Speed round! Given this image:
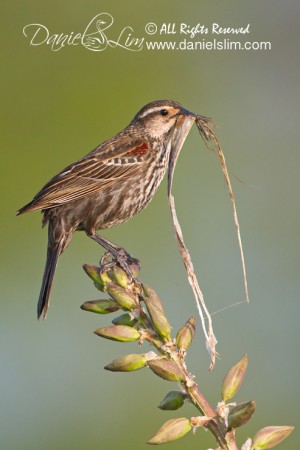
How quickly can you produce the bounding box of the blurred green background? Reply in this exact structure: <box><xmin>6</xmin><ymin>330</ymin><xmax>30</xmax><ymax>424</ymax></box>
<box><xmin>1</xmin><ymin>1</ymin><xmax>299</xmax><ymax>449</ymax></box>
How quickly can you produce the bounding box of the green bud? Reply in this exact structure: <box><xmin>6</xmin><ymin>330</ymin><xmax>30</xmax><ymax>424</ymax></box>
<box><xmin>143</xmin><ymin>285</ymin><xmax>171</xmax><ymax>341</ymax></box>
<box><xmin>94</xmin><ymin>325</ymin><xmax>140</xmax><ymax>342</ymax></box>
<box><xmin>176</xmin><ymin>316</ymin><xmax>196</xmax><ymax>351</ymax></box>
<box><xmin>106</xmin><ymin>282</ymin><xmax>137</xmax><ymax>311</ymax></box>
<box><xmin>147</xmin><ymin>358</ymin><xmax>185</xmax><ymax>382</ymax></box>
<box><xmin>104</xmin><ymin>353</ymin><xmax>147</xmax><ymax>372</ymax></box>
<box><xmin>83</xmin><ymin>264</ymin><xmax>105</xmax><ymax>291</ymax></box>
<box><xmin>148</xmin><ymin>418</ymin><xmax>191</xmax><ymax>445</ymax></box>
<box><xmin>129</xmin><ymin>262</ymin><xmax>140</xmax><ymax>279</ymax></box>
<box><xmin>112</xmin><ymin>266</ymin><xmax>129</xmax><ymax>289</ymax></box>
<box><xmin>158</xmin><ymin>391</ymin><xmax>187</xmax><ymax>411</ymax></box>
<box><xmin>146</xmin><ymin>301</ymin><xmax>171</xmax><ymax>342</ymax></box>
<box><xmin>93</xmin><ymin>281</ymin><xmax>106</xmax><ymax>292</ymax></box>
<box><xmin>222</xmin><ymin>355</ymin><xmax>248</xmax><ymax>402</ymax></box>
<box><xmin>80</xmin><ymin>299</ymin><xmax>120</xmax><ymax>314</ymax></box>
<box><xmin>112</xmin><ymin>313</ymin><xmax>137</xmax><ymax>326</ymax></box>
<box><xmin>227</xmin><ymin>401</ymin><xmax>256</xmax><ymax>430</ymax></box>
<box><xmin>143</xmin><ymin>284</ymin><xmax>164</xmax><ymax>312</ymax></box>
<box><xmin>99</xmin><ymin>270</ymin><xmax>112</xmax><ymax>284</ymax></box>
<box><xmin>252</xmin><ymin>426</ymin><xmax>294</xmax><ymax>449</ymax></box>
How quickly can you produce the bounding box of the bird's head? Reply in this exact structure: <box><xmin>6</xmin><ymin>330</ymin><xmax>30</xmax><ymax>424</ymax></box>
<box><xmin>131</xmin><ymin>100</ymin><xmax>199</xmax><ymax>139</ymax></box>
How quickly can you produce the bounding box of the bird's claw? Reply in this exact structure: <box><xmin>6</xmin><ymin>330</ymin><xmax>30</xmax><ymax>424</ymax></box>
<box><xmin>99</xmin><ymin>249</ymin><xmax>141</xmax><ymax>288</ymax></box>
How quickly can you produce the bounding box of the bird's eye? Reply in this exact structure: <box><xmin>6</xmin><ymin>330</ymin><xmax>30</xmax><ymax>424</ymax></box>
<box><xmin>160</xmin><ymin>109</ymin><xmax>168</xmax><ymax>116</ymax></box>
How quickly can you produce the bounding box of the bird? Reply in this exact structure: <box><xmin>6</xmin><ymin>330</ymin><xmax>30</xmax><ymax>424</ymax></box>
<box><xmin>17</xmin><ymin>100</ymin><xmax>200</xmax><ymax>319</ymax></box>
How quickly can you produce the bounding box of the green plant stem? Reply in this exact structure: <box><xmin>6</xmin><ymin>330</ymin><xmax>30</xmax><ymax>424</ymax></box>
<box><xmin>225</xmin><ymin>430</ymin><xmax>239</xmax><ymax>450</ymax></box>
<box><xmin>183</xmin><ymin>376</ymin><xmax>229</xmax><ymax>449</ymax></box>
<box><xmin>141</xmin><ymin>305</ymin><xmax>235</xmax><ymax>449</ymax></box>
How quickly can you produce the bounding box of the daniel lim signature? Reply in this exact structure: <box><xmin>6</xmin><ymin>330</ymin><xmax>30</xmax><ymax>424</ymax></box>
<box><xmin>23</xmin><ymin>13</ymin><xmax>144</xmax><ymax>52</ymax></box>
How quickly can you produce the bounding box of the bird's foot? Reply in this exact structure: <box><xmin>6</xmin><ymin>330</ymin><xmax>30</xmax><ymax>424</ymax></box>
<box><xmin>99</xmin><ymin>249</ymin><xmax>141</xmax><ymax>287</ymax></box>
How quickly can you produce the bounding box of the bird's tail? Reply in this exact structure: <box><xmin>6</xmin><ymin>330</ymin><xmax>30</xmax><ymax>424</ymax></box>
<box><xmin>37</xmin><ymin>240</ymin><xmax>63</xmax><ymax>320</ymax></box>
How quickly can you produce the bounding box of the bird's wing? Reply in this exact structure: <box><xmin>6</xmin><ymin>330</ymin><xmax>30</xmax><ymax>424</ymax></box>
<box><xmin>18</xmin><ymin>138</ymin><xmax>151</xmax><ymax>213</ymax></box>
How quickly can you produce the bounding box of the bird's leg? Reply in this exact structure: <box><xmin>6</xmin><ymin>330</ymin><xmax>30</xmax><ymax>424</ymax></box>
<box><xmin>89</xmin><ymin>233</ymin><xmax>141</xmax><ymax>281</ymax></box>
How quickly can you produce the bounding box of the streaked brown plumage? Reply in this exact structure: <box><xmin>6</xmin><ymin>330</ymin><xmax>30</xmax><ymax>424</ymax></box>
<box><xmin>17</xmin><ymin>100</ymin><xmax>198</xmax><ymax>319</ymax></box>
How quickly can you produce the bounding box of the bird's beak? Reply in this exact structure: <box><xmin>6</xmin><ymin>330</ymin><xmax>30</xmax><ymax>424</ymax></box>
<box><xmin>180</xmin><ymin>107</ymin><xmax>198</xmax><ymax>118</ymax></box>
<box><xmin>173</xmin><ymin>109</ymin><xmax>196</xmax><ymax>135</ymax></box>
<box><xmin>179</xmin><ymin>107</ymin><xmax>209</xmax><ymax>122</ymax></box>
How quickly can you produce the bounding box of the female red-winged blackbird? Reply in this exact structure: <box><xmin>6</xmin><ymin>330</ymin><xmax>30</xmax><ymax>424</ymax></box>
<box><xmin>17</xmin><ymin>100</ymin><xmax>200</xmax><ymax>319</ymax></box>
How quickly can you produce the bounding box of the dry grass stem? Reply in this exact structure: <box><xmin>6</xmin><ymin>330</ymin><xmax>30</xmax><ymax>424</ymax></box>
<box><xmin>195</xmin><ymin>118</ymin><xmax>249</xmax><ymax>304</ymax></box>
<box><xmin>168</xmin><ymin>115</ymin><xmax>217</xmax><ymax>369</ymax></box>
<box><xmin>167</xmin><ymin>113</ymin><xmax>249</xmax><ymax>369</ymax></box>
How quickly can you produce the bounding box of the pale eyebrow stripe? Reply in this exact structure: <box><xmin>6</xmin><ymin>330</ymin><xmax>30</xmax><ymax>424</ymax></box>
<box><xmin>139</xmin><ymin>106</ymin><xmax>170</xmax><ymax>118</ymax></box>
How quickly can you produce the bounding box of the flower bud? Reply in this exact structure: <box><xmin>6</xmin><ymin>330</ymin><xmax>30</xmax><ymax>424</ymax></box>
<box><xmin>112</xmin><ymin>313</ymin><xmax>137</xmax><ymax>327</ymax></box>
<box><xmin>80</xmin><ymin>299</ymin><xmax>120</xmax><ymax>314</ymax></box>
<box><xmin>83</xmin><ymin>264</ymin><xmax>106</xmax><ymax>291</ymax></box>
<box><xmin>158</xmin><ymin>391</ymin><xmax>187</xmax><ymax>410</ymax></box>
<box><xmin>106</xmin><ymin>282</ymin><xmax>137</xmax><ymax>311</ymax></box>
<box><xmin>143</xmin><ymin>285</ymin><xmax>171</xmax><ymax>341</ymax></box>
<box><xmin>94</xmin><ymin>325</ymin><xmax>141</xmax><ymax>342</ymax></box>
<box><xmin>147</xmin><ymin>358</ymin><xmax>185</xmax><ymax>382</ymax></box>
<box><xmin>99</xmin><ymin>269</ymin><xmax>112</xmax><ymax>284</ymax></box>
<box><xmin>222</xmin><ymin>355</ymin><xmax>248</xmax><ymax>402</ymax></box>
<box><xmin>129</xmin><ymin>261</ymin><xmax>140</xmax><ymax>279</ymax></box>
<box><xmin>104</xmin><ymin>353</ymin><xmax>147</xmax><ymax>372</ymax></box>
<box><xmin>146</xmin><ymin>302</ymin><xmax>171</xmax><ymax>342</ymax></box>
<box><xmin>227</xmin><ymin>401</ymin><xmax>256</xmax><ymax>430</ymax></box>
<box><xmin>252</xmin><ymin>426</ymin><xmax>294</xmax><ymax>449</ymax></box>
<box><xmin>176</xmin><ymin>317</ymin><xmax>196</xmax><ymax>352</ymax></box>
<box><xmin>112</xmin><ymin>266</ymin><xmax>129</xmax><ymax>289</ymax></box>
<box><xmin>143</xmin><ymin>284</ymin><xmax>164</xmax><ymax>311</ymax></box>
<box><xmin>148</xmin><ymin>418</ymin><xmax>191</xmax><ymax>445</ymax></box>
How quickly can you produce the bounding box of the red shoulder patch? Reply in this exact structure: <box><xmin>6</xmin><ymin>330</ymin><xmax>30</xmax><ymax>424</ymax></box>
<box><xmin>127</xmin><ymin>142</ymin><xmax>149</xmax><ymax>157</ymax></box>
